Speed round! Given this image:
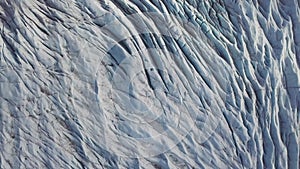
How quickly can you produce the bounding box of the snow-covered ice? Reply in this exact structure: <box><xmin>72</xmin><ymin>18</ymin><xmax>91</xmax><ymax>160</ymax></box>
<box><xmin>0</xmin><ymin>0</ymin><xmax>299</xmax><ymax>168</ymax></box>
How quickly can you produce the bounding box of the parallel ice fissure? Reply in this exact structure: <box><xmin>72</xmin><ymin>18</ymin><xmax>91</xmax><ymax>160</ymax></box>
<box><xmin>0</xmin><ymin>0</ymin><xmax>299</xmax><ymax>168</ymax></box>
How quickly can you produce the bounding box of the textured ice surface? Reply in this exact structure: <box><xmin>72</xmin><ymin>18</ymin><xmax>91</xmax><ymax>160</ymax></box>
<box><xmin>0</xmin><ymin>0</ymin><xmax>299</xmax><ymax>168</ymax></box>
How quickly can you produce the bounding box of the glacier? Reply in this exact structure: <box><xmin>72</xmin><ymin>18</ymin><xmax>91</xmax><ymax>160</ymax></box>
<box><xmin>0</xmin><ymin>0</ymin><xmax>299</xmax><ymax>168</ymax></box>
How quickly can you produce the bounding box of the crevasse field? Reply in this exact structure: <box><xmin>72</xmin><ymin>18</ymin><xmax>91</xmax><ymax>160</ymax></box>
<box><xmin>0</xmin><ymin>0</ymin><xmax>299</xmax><ymax>168</ymax></box>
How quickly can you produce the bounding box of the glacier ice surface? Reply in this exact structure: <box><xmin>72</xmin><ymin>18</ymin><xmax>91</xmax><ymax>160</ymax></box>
<box><xmin>0</xmin><ymin>0</ymin><xmax>299</xmax><ymax>168</ymax></box>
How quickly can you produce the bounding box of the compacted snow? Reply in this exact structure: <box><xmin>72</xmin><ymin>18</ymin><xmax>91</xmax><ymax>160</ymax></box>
<box><xmin>0</xmin><ymin>0</ymin><xmax>299</xmax><ymax>168</ymax></box>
